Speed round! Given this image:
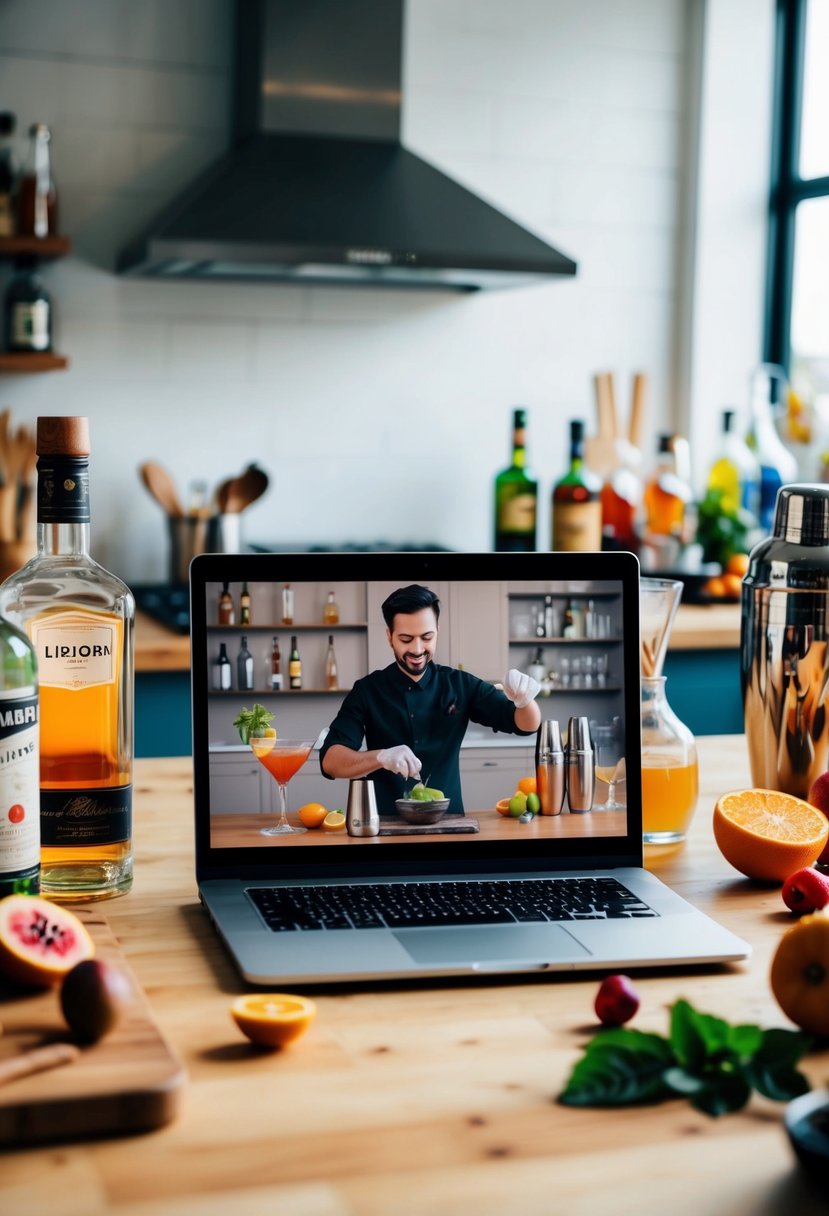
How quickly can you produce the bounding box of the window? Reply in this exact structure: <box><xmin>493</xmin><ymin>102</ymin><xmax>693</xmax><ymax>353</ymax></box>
<box><xmin>765</xmin><ymin>0</ymin><xmax>829</xmax><ymax>398</ymax></box>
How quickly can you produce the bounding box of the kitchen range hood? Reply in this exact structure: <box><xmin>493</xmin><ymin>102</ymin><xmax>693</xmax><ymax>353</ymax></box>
<box><xmin>118</xmin><ymin>0</ymin><xmax>576</xmax><ymax>290</ymax></box>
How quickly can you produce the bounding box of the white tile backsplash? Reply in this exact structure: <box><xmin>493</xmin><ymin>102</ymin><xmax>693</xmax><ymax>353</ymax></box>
<box><xmin>0</xmin><ymin>0</ymin><xmax>696</xmax><ymax>581</ymax></box>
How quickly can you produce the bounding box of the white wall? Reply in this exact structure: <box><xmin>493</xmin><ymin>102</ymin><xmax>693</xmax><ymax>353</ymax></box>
<box><xmin>0</xmin><ymin>0</ymin><xmax>741</xmax><ymax>582</ymax></box>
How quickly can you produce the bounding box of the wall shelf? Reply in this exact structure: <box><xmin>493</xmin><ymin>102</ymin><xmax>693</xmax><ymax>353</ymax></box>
<box><xmin>208</xmin><ymin>623</ymin><xmax>366</xmax><ymax>632</ymax></box>
<box><xmin>208</xmin><ymin>687</ymin><xmax>349</xmax><ymax>696</ymax></box>
<box><xmin>0</xmin><ymin>352</ymin><xmax>69</xmax><ymax>373</ymax></box>
<box><xmin>0</xmin><ymin>235</ymin><xmax>72</xmax><ymax>259</ymax></box>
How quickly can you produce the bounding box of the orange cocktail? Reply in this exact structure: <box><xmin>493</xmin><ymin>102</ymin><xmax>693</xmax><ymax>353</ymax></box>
<box><xmin>641</xmin><ymin>758</ymin><xmax>698</xmax><ymax>843</ymax></box>
<box><xmin>251</xmin><ymin>737</ymin><xmax>314</xmax><ymax>836</ymax></box>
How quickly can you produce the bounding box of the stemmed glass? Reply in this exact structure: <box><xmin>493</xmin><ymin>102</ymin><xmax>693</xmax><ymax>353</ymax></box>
<box><xmin>250</xmin><ymin>737</ymin><xmax>314</xmax><ymax>836</ymax></box>
<box><xmin>593</xmin><ymin>724</ymin><xmax>626</xmax><ymax>811</ymax></box>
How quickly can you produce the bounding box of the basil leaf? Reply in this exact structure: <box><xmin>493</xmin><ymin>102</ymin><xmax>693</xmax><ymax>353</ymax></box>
<box><xmin>663</xmin><ymin>1066</ymin><xmax>705</xmax><ymax>1095</ymax></box>
<box><xmin>754</xmin><ymin>1027</ymin><xmax>813</xmax><ymax>1069</ymax></box>
<box><xmin>726</xmin><ymin>1023</ymin><xmax>763</xmax><ymax>1058</ymax></box>
<box><xmin>669</xmin><ymin>999</ymin><xmax>710</xmax><ymax>1068</ymax></box>
<box><xmin>690</xmin><ymin>1071</ymin><xmax>752</xmax><ymax>1117</ymax></box>
<box><xmin>744</xmin><ymin>1060</ymin><xmax>811</xmax><ymax>1102</ymax></box>
<box><xmin>559</xmin><ymin>1040</ymin><xmax>672</xmax><ymax>1107</ymax></box>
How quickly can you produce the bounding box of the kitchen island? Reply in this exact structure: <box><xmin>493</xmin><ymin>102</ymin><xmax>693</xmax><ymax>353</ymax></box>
<box><xmin>1</xmin><ymin>734</ymin><xmax>825</xmax><ymax>1215</ymax></box>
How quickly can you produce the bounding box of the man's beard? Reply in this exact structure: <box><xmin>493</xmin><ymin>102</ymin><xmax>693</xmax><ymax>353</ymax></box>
<box><xmin>397</xmin><ymin>652</ymin><xmax>431</xmax><ymax>677</ymax></box>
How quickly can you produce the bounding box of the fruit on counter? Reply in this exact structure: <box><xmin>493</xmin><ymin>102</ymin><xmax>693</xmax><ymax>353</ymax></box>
<box><xmin>508</xmin><ymin>791</ymin><xmax>527</xmax><ymax>817</ymax></box>
<box><xmin>297</xmin><ymin>802</ymin><xmax>329</xmax><ymax>829</ymax></box>
<box><xmin>695</xmin><ymin>487</ymin><xmax>754</xmax><ymax>570</ymax></box>
<box><xmin>782</xmin><ymin>868</ymin><xmax>829</xmax><ymax>915</ymax></box>
<box><xmin>410</xmin><ymin>782</ymin><xmax>445</xmax><ymax>801</ymax></box>
<box><xmin>60</xmin><ymin>958</ymin><xmax>134</xmax><ymax>1043</ymax></box>
<box><xmin>517</xmin><ymin>776</ymin><xmax>537</xmax><ymax>796</ymax></box>
<box><xmin>232</xmin><ymin>703</ymin><xmax>276</xmax><ymax>746</ymax></box>
<box><xmin>713</xmin><ymin>789</ymin><xmax>829</xmax><ymax>882</ymax></box>
<box><xmin>526</xmin><ymin>792</ymin><xmax>541</xmax><ymax>814</ymax></box>
<box><xmin>495</xmin><ymin>798</ymin><xmax>511</xmax><ymax>816</ymax></box>
<box><xmin>0</xmin><ymin>895</ymin><xmax>95</xmax><ymax>988</ymax></box>
<box><xmin>594</xmin><ymin>974</ymin><xmax>641</xmax><ymax>1026</ymax></box>
<box><xmin>702</xmin><ymin>572</ymin><xmax>744</xmax><ymax>600</ymax></box>
<box><xmin>725</xmin><ymin>552</ymin><xmax>750</xmax><ymax>578</ymax></box>
<box><xmin>770</xmin><ymin>912</ymin><xmax>829</xmax><ymax>1038</ymax></box>
<box><xmin>322</xmin><ymin>810</ymin><xmax>346</xmax><ymax>832</ymax></box>
<box><xmin>807</xmin><ymin>772</ymin><xmax>829</xmax><ymax>865</ymax></box>
<box><xmin>231</xmin><ymin>992</ymin><xmax>317</xmax><ymax>1048</ymax></box>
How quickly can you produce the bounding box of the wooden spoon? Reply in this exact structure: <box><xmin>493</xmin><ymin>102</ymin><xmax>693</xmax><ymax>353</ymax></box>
<box><xmin>216</xmin><ymin>465</ymin><xmax>269</xmax><ymax>514</ymax></box>
<box><xmin>139</xmin><ymin>462</ymin><xmax>185</xmax><ymax>517</ymax></box>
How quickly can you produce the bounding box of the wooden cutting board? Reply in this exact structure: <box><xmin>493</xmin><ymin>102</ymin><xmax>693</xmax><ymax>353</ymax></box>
<box><xmin>0</xmin><ymin>906</ymin><xmax>186</xmax><ymax>1146</ymax></box>
<box><xmin>379</xmin><ymin>817</ymin><xmax>481</xmax><ymax>835</ymax></box>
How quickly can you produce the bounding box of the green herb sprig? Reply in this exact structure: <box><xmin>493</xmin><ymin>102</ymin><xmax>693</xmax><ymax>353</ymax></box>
<box><xmin>559</xmin><ymin>998</ymin><xmax>811</xmax><ymax>1117</ymax></box>
<box><xmin>232</xmin><ymin>703</ymin><xmax>274</xmax><ymax>745</ymax></box>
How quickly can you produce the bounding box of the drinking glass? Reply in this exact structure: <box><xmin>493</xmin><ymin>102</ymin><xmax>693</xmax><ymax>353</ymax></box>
<box><xmin>593</xmin><ymin>723</ymin><xmax>626</xmax><ymax>810</ymax></box>
<box><xmin>251</xmin><ymin>737</ymin><xmax>314</xmax><ymax>835</ymax></box>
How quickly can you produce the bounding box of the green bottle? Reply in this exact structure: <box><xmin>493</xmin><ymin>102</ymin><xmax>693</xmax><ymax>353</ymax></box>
<box><xmin>0</xmin><ymin>614</ymin><xmax>39</xmax><ymax>896</ymax></box>
<box><xmin>494</xmin><ymin>408</ymin><xmax>538</xmax><ymax>551</ymax></box>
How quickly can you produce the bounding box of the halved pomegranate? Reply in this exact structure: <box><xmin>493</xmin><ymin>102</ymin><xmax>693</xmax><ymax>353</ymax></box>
<box><xmin>0</xmin><ymin>894</ymin><xmax>95</xmax><ymax>987</ymax></box>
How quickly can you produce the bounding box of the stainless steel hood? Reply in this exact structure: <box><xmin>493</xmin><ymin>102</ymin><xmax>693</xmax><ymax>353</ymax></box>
<box><xmin>118</xmin><ymin>0</ymin><xmax>577</xmax><ymax>290</ymax></box>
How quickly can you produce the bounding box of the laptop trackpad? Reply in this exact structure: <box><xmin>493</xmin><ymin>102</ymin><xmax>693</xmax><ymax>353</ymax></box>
<box><xmin>394</xmin><ymin>923</ymin><xmax>590</xmax><ymax>966</ymax></box>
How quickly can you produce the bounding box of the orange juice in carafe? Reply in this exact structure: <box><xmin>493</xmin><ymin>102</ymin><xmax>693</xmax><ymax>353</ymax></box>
<box><xmin>641</xmin><ymin>758</ymin><xmax>699</xmax><ymax>839</ymax></box>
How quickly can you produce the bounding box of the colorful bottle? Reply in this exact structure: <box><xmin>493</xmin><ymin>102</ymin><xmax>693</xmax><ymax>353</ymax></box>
<box><xmin>643</xmin><ymin>434</ymin><xmax>692</xmax><ymax>538</ymax></box>
<box><xmin>0</xmin><ymin>417</ymin><xmax>134</xmax><ymax>901</ymax></box>
<box><xmin>746</xmin><ymin>365</ymin><xmax>798</xmax><ymax>532</ymax></box>
<box><xmin>552</xmin><ymin>420</ymin><xmax>601</xmax><ymax>551</ymax></box>
<box><xmin>289</xmin><ymin>636</ymin><xmax>302</xmax><ymax>690</ymax></box>
<box><xmin>237</xmin><ymin>635</ymin><xmax>254</xmax><ymax>691</ymax></box>
<box><xmin>218</xmin><ymin>582</ymin><xmax>235</xmax><ymax>625</ymax></box>
<box><xmin>323</xmin><ymin>590</ymin><xmax>339</xmax><ymax>624</ymax></box>
<box><xmin>494</xmin><ymin>408</ymin><xmax>538</xmax><ymax>551</ymax></box>
<box><xmin>239</xmin><ymin>582</ymin><xmax>251</xmax><ymax>626</ymax></box>
<box><xmin>0</xmin><ymin>612</ymin><xmax>39</xmax><ymax>896</ymax></box>
<box><xmin>324</xmin><ymin>635</ymin><xmax>338</xmax><ymax>691</ymax></box>
<box><xmin>270</xmin><ymin>636</ymin><xmax>282</xmax><ymax>690</ymax></box>
<box><xmin>706</xmin><ymin>409</ymin><xmax>760</xmax><ymax>518</ymax></box>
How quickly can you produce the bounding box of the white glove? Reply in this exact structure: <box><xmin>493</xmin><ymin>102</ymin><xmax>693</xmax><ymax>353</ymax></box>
<box><xmin>503</xmin><ymin>668</ymin><xmax>541</xmax><ymax>710</ymax></box>
<box><xmin>377</xmin><ymin>745</ymin><xmax>422</xmax><ymax>779</ymax></box>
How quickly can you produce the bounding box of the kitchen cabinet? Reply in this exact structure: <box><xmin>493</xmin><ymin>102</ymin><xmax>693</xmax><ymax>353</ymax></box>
<box><xmin>208</xmin><ymin>753</ymin><xmax>268</xmax><ymax>815</ymax></box>
<box><xmin>0</xmin><ymin>235</ymin><xmax>71</xmax><ymax>372</ymax></box>
<box><xmin>459</xmin><ymin>745</ymin><xmax>535</xmax><ymax>809</ymax></box>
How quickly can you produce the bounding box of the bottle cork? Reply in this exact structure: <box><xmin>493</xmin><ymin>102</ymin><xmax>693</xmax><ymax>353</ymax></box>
<box><xmin>37</xmin><ymin>416</ymin><xmax>91</xmax><ymax>457</ymax></box>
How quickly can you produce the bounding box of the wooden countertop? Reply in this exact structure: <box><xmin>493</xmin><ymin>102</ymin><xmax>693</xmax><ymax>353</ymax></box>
<box><xmin>135</xmin><ymin>603</ymin><xmax>743</xmax><ymax>674</ymax></box>
<box><xmin>3</xmin><ymin>737</ymin><xmax>826</xmax><ymax>1214</ymax></box>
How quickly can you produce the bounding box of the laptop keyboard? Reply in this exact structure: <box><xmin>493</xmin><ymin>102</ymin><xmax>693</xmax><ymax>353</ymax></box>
<box><xmin>247</xmin><ymin>877</ymin><xmax>658</xmax><ymax>932</ymax></box>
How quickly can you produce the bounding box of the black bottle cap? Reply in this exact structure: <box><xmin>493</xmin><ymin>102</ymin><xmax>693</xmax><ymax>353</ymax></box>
<box><xmin>773</xmin><ymin>484</ymin><xmax>829</xmax><ymax>545</ymax></box>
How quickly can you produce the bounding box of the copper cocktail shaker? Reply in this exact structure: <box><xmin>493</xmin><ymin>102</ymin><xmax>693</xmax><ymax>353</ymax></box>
<box><xmin>535</xmin><ymin>719</ymin><xmax>566</xmax><ymax>815</ymax></box>
<box><xmin>741</xmin><ymin>484</ymin><xmax>829</xmax><ymax>797</ymax></box>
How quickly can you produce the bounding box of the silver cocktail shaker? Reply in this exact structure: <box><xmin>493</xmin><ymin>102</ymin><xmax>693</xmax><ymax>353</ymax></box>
<box><xmin>742</xmin><ymin>484</ymin><xmax>829</xmax><ymax>797</ymax></box>
<box><xmin>346</xmin><ymin>778</ymin><xmax>380</xmax><ymax>836</ymax></box>
<box><xmin>566</xmin><ymin>716</ymin><xmax>595</xmax><ymax>813</ymax></box>
<box><xmin>535</xmin><ymin>719</ymin><xmax>565</xmax><ymax>815</ymax></box>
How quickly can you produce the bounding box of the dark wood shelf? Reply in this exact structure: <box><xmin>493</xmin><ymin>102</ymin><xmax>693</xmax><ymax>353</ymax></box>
<box><xmin>0</xmin><ymin>235</ymin><xmax>72</xmax><ymax>259</ymax></box>
<box><xmin>0</xmin><ymin>352</ymin><xmax>69</xmax><ymax>373</ymax></box>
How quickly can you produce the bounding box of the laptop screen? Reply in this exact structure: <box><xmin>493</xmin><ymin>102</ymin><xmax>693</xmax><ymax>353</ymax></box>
<box><xmin>190</xmin><ymin>551</ymin><xmax>643</xmax><ymax>879</ymax></box>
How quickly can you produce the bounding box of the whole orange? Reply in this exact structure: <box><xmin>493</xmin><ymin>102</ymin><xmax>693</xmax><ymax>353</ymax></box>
<box><xmin>517</xmin><ymin>776</ymin><xmax>537</xmax><ymax>797</ymax></box>
<box><xmin>297</xmin><ymin>802</ymin><xmax>328</xmax><ymax>829</ymax></box>
<box><xmin>725</xmin><ymin>552</ymin><xmax>750</xmax><ymax>577</ymax></box>
<box><xmin>770</xmin><ymin>912</ymin><xmax>829</xmax><ymax>1037</ymax></box>
<box><xmin>713</xmin><ymin>788</ymin><xmax>829</xmax><ymax>882</ymax></box>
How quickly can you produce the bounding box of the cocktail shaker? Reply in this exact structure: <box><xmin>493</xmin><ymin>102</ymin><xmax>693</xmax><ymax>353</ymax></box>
<box><xmin>566</xmin><ymin>716</ymin><xmax>595</xmax><ymax>813</ymax></box>
<box><xmin>742</xmin><ymin>484</ymin><xmax>829</xmax><ymax>797</ymax></box>
<box><xmin>346</xmin><ymin>778</ymin><xmax>380</xmax><ymax>836</ymax></box>
<box><xmin>535</xmin><ymin>719</ymin><xmax>565</xmax><ymax>815</ymax></box>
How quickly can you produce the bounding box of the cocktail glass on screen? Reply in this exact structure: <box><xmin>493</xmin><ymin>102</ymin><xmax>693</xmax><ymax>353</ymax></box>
<box><xmin>593</xmin><ymin>723</ymin><xmax>626</xmax><ymax>810</ymax></box>
<box><xmin>250</xmin><ymin>738</ymin><xmax>314</xmax><ymax>836</ymax></box>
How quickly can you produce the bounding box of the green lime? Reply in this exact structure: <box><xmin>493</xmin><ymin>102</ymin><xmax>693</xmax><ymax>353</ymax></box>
<box><xmin>526</xmin><ymin>792</ymin><xmax>541</xmax><ymax>814</ymax></box>
<box><xmin>509</xmin><ymin>792</ymin><xmax>527</xmax><ymax>817</ymax></box>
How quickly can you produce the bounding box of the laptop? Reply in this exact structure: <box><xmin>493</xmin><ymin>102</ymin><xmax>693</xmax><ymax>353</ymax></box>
<box><xmin>190</xmin><ymin>550</ymin><xmax>749</xmax><ymax>984</ymax></box>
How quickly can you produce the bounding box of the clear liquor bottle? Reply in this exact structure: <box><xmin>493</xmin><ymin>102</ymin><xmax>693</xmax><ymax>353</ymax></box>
<box><xmin>0</xmin><ymin>417</ymin><xmax>134</xmax><ymax>901</ymax></box>
<box><xmin>324</xmin><ymin>635</ymin><xmax>338</xmax><ymax>690</ymax></box>
<box><xmin>0</xmin><ymin>614</ymin><xmax>39</xmax><ymax>896</ymax></box>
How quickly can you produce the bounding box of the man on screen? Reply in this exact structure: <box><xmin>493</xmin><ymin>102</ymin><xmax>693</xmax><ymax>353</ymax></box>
<box><xmin>319</xmin><ymin>584</ymin><xmax>541</xmax><ymax>815</ymax></box>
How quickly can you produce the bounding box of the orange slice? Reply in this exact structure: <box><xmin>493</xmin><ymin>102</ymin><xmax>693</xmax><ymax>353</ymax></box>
<box><xmin>250</xmin><ymin>728</ymin><xmax>277</xmax><ymax>757</ymax></box>
<box><xmin>322</xmin><ymin>810</ymin><xmax>346</xmax><ymax>832</ymax></box>
<box><xmin>713</xmin><ymin>789</ymin><xmax>829</xmax><ymax>882</ymax></box>
<box><xmin>496</xmin><ymin>798</ymin><xmax>512</xmax><ymax>816</ymax></box>
<box><xmin>297</xmin><ymin>802</ymin><xmax>328</xmax><ymax>829</ymax></box>
<box><xmin>231</xmin><ymin>993</ymin><xmax>316</xmax><ymax>1048</ymax></box>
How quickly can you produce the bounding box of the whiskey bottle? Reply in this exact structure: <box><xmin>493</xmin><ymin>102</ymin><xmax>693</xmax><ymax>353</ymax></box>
<box><xmin>551</xmin><ymin>420</ymin><xmax>602</xmax><ymax>551</ymax></box>
<box><xmin>0</xmin><ymin>612</ymin><xmax>39</xmax><ymax>896</ymax></box>
<box><xmin>494</xmin><ymin>408</ymin><xmax>538</xmax><ymax>551</ymax></box>
<box><xmin>237</xmin><ymin>635</ymin><xmax>254</xmax><ymax>690</ymax></box>
<box><xmin>239</xmin><ymin>581</ymin><xmax>251</xmax><ymax>626</ymax></box>
<box><xmin>323</xmin><ymin>590</ymin><xmax>339</xmax><ymax>624</ymax></box>
<box><xmin>270</xmin><ymin>636</ymin><xmax>282</xmax><ymax>690</ymax></box>
<box><xmin>0</xmin><ymin>417</ymin><xmax>134</xmax><ymax>901</ymax></box>
<box><xmin>218</xmin><ymin>582</ymin><xmax>235</xmax><ymax>625</ymax></box>
<box><xmin>289</xmin><ymin>636</ymin><xmax>302</xmax><ymax>690</ymax></box>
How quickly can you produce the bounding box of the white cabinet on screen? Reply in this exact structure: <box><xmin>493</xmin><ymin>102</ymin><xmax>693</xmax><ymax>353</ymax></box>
<box><xmin>459</xmin><ymin>746</ymin><xmax>535</xmax><ymax>810</ymax></box>
<box><xmin>208</xmin><ymin>754</ymin><xmax>267</xmax><ymax>815</ymax></box>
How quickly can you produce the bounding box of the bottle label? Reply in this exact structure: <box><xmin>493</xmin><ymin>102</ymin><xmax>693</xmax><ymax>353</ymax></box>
<box><xmin>553</xmin><ymin>501</ymin><xmax>602</xmax><ymax>551</ymax></box>
<box><xmin>31</xmin><ymin>613</ymin><xmax>118</xmax><ymax>690</ymax></box>
<box><xmin>11</xmin><ymin>300</ymin><xmax>50</xmax><ymax>351</ymax></box>
<box><xmin>40</xmin><ymin>784</ymin><xmax>132</xmax><ymax>848</ymax></box>
<box><xmin>37</xmin><ymin>456</ymin><xmax>91</xmax><ymax>524</ymax></box>
<box><xmin>499</xmin><ymin>492</ymin><xmax>537</xmax><ymax>532</ymax></box>
<box><xmin>0</xmin><ymin>688</ymin><xmax>39</xmax><ymax>877</ymax></box>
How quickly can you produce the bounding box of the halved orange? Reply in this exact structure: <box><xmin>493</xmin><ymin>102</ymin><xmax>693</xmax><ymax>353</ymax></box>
<box><xmin>231</xmin><ymin>993</ymin><xmax>316</xmax><ymax>1048</ymax></box>
<box><xmin>713</xmin><ymin>788</ymin><xmax>829</xmax><ymax>882</ymax></box>
<box><xmin>496</xmin><ymin>798</ymin><xmax>512</xmax><ymax>816</ymax></box>
<box><xmin>297</xmin><ymin>802</ymin><xmax>328</xmax><ymax>829</ymax></box>
<box><xmin>322</xmin><ymin>810</ymin><xmax>346</xmax><ymax>832</ymax></box>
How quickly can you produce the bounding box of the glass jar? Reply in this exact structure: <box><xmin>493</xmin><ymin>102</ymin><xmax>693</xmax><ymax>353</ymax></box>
<box><xmin>641</xmin><ymin>675</ymin><xmax>698</xmax><ymax>845</ymax></box>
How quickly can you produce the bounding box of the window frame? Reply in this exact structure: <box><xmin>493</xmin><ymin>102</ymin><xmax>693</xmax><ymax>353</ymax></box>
<box><xmin>764</xmin><ymin>0</ymin><xmax>829</xmax><ymax>373</ymax></box>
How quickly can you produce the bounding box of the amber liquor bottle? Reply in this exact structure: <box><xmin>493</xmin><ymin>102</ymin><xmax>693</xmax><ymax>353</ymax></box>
<box><xmin>0</xmin><ymin>417</ymin><xmax>134</xmax><ymax>901</ymax></box>
<box><xmin>551</xmin><ymin>420</ymin><xmax>602</xmax><ymax>551</ymax></box>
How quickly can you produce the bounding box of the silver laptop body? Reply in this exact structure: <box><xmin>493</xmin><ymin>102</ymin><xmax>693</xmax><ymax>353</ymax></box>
<box><xmin>190</xmin><ymin>550</ymin><xmax>749</xmax><ymax>984</ymax></box>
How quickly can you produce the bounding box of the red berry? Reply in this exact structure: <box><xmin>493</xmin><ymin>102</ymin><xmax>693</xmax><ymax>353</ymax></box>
<box><xmin>594</xmin><ymin>973</ymin><xmax>640</xmax><ymax>1026</ymax></box>
<box><xmin>781</xmin><ymin>867</ymin><xmax>829</xmax><ymax>915</ymax></box>
<box><xmin>7</xmin><ymin>804</ymin><xmax>25</xmax><ymax>824</ymax></box>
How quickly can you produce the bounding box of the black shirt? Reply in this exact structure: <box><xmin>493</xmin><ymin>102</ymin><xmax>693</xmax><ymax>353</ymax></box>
<box><xmin>319</xmin><ymin>662</ymin><xmax>531</xmax><ymax>814</ymax></box>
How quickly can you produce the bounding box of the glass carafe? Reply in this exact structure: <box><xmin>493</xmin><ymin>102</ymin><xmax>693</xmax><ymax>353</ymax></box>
<box><xmin>640</xmin><ymin>578</ymin><xmax>699</xmax><ymax>845</ymax></box>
